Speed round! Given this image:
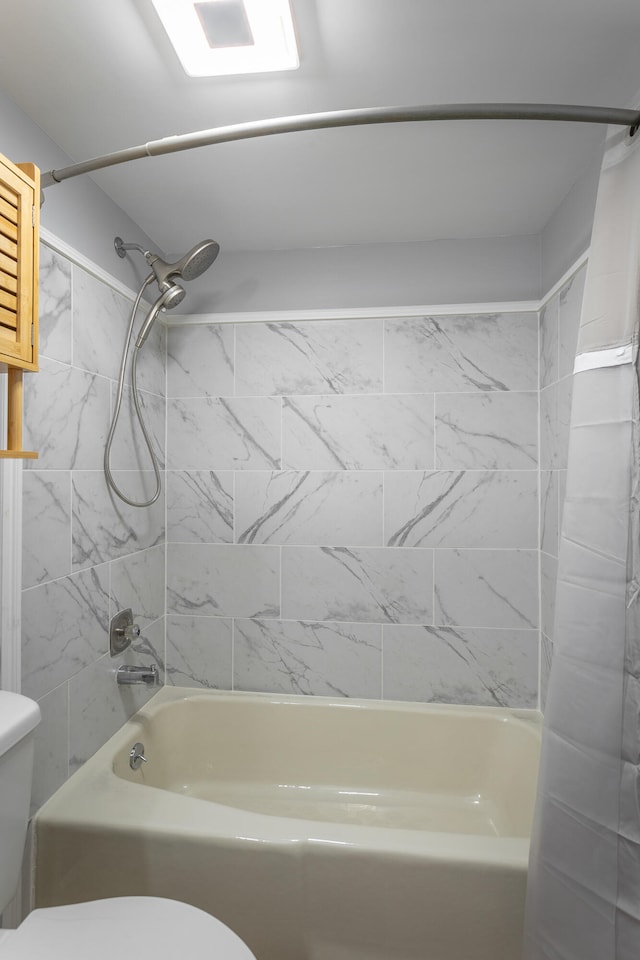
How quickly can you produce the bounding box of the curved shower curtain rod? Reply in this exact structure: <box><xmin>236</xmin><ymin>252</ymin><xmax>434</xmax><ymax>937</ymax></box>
<box><xmin>40</xmin><ymin>102</ymin><xmax>640</xmax><ymax>190</ymax></box>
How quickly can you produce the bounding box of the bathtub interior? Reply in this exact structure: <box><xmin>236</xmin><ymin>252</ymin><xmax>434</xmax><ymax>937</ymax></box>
<box><xmin>111</xmin><ymin>692</ymin><xmax>540</xmax><ymax>837</ymax></box>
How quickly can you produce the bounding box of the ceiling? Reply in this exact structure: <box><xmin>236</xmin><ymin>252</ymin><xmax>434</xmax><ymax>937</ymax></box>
<box><xmin>1</xmin><ymin>0</ymin><xmax>640</xmax><ymax>257</ymax></box>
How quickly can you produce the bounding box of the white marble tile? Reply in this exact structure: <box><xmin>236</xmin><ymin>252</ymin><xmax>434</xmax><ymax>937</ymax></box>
<box><xmin>110</xmin><ymin>545</ymin><xmax>165</xmax><ymax>629</ymax></box>
<box><xmin>23</xmin><ymin>358</ymin><xmax>110</xmax><ymax>470</ymax></box>
<box><xmin>559</xmin><ymin>264</ymin><xmax>586</xmax><ymax>379</ymax></box>
<box><xmin>68</xmin><ymin>618</ymin><xmax>165</xmax><ymax>773</ymax></box>
<box><xmin>434</xmin><ymin>549</ymin><xmax>538</xmax><ymax>629</ymax></box>
<box><xmin>167</xmin><ymin>470</ymin><xmax>234</xmax><ymax>543</ymax></box>
<box><xmin>22</xmin><ymin>564</ymin><xmax>110</xmax><ymax>700</ymax></box>
<box><xmin>101</xmin><ymin>467</ymin><xmax>165</xmax><ymax>514</ymax></box>
<box><xmin>385</xmin><ymin>313</ymin><xmax>538</xmax><ymax>394</ymax></box>
<box><xmin>39</xmin><ymin>244</ymin><xmax>72</xmax><ymax>364</ymax></box>
<box><xmin>72</xmin><ymin>471</ymin><xmax>164</xmax><ymax>569</ymax></box>
<box><xmin>167</xmin><ymin>323</ymin><xmax>234</xmax><ymax>398</ymax></box>
<box><xmin>383</xmin><ymin>625</ymin><xmax>538</xmax><ymax>707</ymax></box>
<box><xmin>540</xmin><ymin>633</ymin><xmax>554</xmax><ymax>712</ymax></box>
<box><xmin>165</xmin><ymin>615</ymin><xmax>232</xmax><ymax>688</ymax></box>
<box><xmin>235</xmin><ymin>319</ymin><xmax>383</xmax><ymax>396</ymax></box>
<box><xmin>167</xmin><ymin>543</ymin><xmax>280</xmax><ymax>618</ymax></box>
<box><xmin>131</xmin><ymin>615</ymin><xmax>166</xmax><ymax>673</ymax></box>
<box><xmin>236</xmin><ymin>471</ymin><xmax>383</xmax><ymax>546</ymax></box>
<box><xmin>558</xmin><ymin>469</ymin><xmax>567</xmax><ymax>539</ymax></box>
<box><xmin>73</xmin><ymin>267</ymin><xmax>132</xmax><ymax>379</ymax></box>
<box><xmin>31</xmin><ymin>684</ymin><xmax>68</xmax><ymax>815</ymax></box>
<box><xmin>540</xmin><ymin>470</ymin><xmax>560</xmax><ymax>557</ymax></box>
<box><xmin>234</xmin><ymin>619</ymin><xmax>382</xmax><ymax>698</ymax></box>
<box><xmin>22</xmin><ymin>471</ymin><xmax>72</xmax><ymax>588</ymax></box>
<box><xmin>283</xmin><ymin>394</ymin><xmax>434</xmax><ymax>470</ymax></box>
<box><xmin>128</xmin><ymin>319</ymin><xmax>166</xmax><ymax>398</ymax></box>
<box><xmin>540</xmin><ymin>378</ymin><xmax>572</xmax><ymax>470</ymax></box>
<box><xmin>539</xmin><ymin>295</ymin><xmax>558</xmax><ymax>389</ymax></box>
<box><xmin>435</xmin><ymin>392</ymin><xmax>538</xmax><ymax>469</ymax></box>
<box><xmin>282</xmin><ymin>546</ymin><xmax>433</xmax><ymax>624</ymax></box>
<box><xmin>385</xmin><ymin>471</ymin><xmax>537</xmax><ymax>549</ymax></box>
<box><xmin>539</xmin><ymin>384</ymin><xmax>555</xmax><ymax>471</ymax></box>
<box><xmin>558</xmin><ymin>383</ymin><xmax>573</xmax><ymax>469</ymax></box>
<box><xmin>107</xmin><ymin>382</ymin><xmax>166</xmax><ymax>470</ymax></box>
<box><xmin>541</xmin><ymin>553</ymin><xmax>559</xmax><ymax>641</ymax></box>
<box><xmin>167</xmin><ymin>396</ymin><xmax>281</xmax><ymax>470</ymax></box>
<box><xmin>557</xmin><ymin>376</ymin><xmax>573</xmax><ymax>469</ymax></box>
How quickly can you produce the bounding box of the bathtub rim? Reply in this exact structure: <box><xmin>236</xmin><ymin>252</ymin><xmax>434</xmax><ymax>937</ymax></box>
<box><xmin>106</xmin><ymin>684</ymin><xmax>543</xmax><ymax>742</ymax></box>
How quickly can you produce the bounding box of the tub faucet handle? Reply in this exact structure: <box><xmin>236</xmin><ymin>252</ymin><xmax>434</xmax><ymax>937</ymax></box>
<box><xmin>110</xmin><ymin>608</ymin><xmax>141</xmax><ymax>656</ymax></box>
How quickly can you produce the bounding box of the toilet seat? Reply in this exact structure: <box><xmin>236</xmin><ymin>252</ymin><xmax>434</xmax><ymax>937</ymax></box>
<box><xmin>0</xmin><ymin>896</ymin><xmax>256</xmax><ymax>959</ymax></box>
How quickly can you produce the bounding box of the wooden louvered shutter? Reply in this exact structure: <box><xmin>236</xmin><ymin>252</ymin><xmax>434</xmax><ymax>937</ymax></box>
<box><xmin>0</xmin><ymin>154</ymin><xmax>39</xmax><ymax>459</ymax></box>
<box><xmin>0</xmin><ymin>155</ymin><xmax>38</xmax><ymax>369</ymax></box>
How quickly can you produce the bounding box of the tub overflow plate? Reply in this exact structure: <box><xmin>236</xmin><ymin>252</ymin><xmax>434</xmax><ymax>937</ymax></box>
<box><xmin>129</xmin><ymin>742</ymin><xmax>147</xmax><ymax>770</ymax></box>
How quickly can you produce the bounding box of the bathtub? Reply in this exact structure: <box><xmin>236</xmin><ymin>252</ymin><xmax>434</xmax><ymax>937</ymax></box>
<box><xmin>34</xmin><ymin>687</ymin><xmax>541</xmax><ymax>960</ymax></box>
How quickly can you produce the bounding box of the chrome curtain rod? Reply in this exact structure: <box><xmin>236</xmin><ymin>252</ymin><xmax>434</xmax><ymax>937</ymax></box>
<box><xmin>41</xmin><ymin>102</ymin><xmax>640</xmax><ymax>189</ymax></box>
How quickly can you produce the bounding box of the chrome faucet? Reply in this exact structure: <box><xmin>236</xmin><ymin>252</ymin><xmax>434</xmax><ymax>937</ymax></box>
<box><xmin>110</xmin><ymin>609</ymin><xmax>158</xmax><ymax>686</ymax></box>
<box><xmin>116</xmin><ymin>664</ymin><xmax>158</xmax><ymax>686</ymax></box>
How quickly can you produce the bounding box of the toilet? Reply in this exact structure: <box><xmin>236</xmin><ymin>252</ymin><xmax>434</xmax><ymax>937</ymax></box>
<box><xmin>0</xmin><ymin>690</ymin><xmax>256</xmax><ymax>959</ymax></box>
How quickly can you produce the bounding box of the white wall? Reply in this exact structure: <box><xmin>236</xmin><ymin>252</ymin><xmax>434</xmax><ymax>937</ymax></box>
<box><xmin>0</xmin><ymin>88</ymin><xmax>163</xmax><ymax>288</ymax></box>
<box><xmin>2</xmin><ymin>79</ymin><xmax>604</xmax><ymax>313</ymax></box>
<box><xmin>0</xmin><ymin>76</ymin><xmax>601</xmax><ymax>314</ymax></box>
<box><xmin>540</xmin><ymin>151</ymin><xmax>602</xmax><ymax>295</ymax></box>
<box><xmin>181</xmin><ymin>235</ymin><xmax>541</xmax><ymax>314</ymax></box>
<box><xmin>2</xmin><ymin>79</ymin><xmax>544</xmax><ymax>313</ymax></box>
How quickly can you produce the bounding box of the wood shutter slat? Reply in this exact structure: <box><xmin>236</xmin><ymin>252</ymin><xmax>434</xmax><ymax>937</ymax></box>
<box><xmin>0</xmin><ymin>180</ymin><xmax>18</xmax><ymax>208</ymax></box>
<box><xmin>0</xmin><ymin>232</ymin><xmax>18</xmax><ymax>259</ymax></box>
<box><xmin>0</xmin><ymin>212</ymin><xmax>18</xmax><ymax>242</ymax></box>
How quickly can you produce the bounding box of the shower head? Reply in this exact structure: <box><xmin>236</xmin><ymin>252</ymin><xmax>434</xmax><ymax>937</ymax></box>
<box><xmin>147</xmin><ymin>240</ymin><xmax>220</xmax><ymax>287</ymax></box>
<box><xmin>172</xmin><ymin>240</ymin><xmax>220</xmax><ymax>281</ymax></box>
<box><xmin>114</xmin><ymin>236</ymin><xmax>219</xmax><ymax>347</ymax></box>
<box><xmin>135</xmin><ymin>282</ymin><xmax>186</xmax><ymax>349</ymax></box>
<box><xmin>114</xmin><ymin>236</ymin><xmax>220</xmax><ymax>285</ymax></box>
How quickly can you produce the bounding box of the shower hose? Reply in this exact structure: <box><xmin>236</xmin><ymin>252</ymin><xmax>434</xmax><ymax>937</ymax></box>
<box><xmin>103</xmin><ymin>276</ymin><xmax>162</xmax><ymax>508</ymax></box>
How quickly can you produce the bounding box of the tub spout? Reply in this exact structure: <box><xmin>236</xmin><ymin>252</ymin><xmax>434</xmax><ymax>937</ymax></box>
<box><xmin>116</xmin><ymin>664</ymin><xmax>158</xmax><ymax>686</ymax></box>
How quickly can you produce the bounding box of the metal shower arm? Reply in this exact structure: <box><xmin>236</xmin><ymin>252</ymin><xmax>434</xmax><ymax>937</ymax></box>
<box><xmin>40</xmin><ymin>102</ymin><xmax>640</xmax><ymax>189</ymax></box>
<box><xmin>114</xmin><ymin>237</ymin><xmax>149</xmax><ymax>258</ymax></box>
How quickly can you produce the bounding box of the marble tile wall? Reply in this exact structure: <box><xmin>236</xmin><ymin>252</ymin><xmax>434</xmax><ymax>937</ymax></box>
<box><xmin>539</xmin><ymin>263</ymin><xmax>586</xmax><ymax>708</ymax></box>
<box><xmin>17</xmin><ymin>246</ymin><xmax>584</xmax><ymax>814</ymax></box>
<box><xmin>21</xmin><ymin>243</ymin><xmax>166</xmax><ymax>813</ymax></box>
<box><xmin>166</xmin><ymin>312</ymin><xmax>540</xmax><ymax>709</ymax></box>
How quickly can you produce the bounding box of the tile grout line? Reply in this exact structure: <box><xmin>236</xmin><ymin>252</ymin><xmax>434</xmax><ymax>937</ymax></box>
<box><xmin>537</xmin><ymin>298</ymin><xmax>544</xmax><ymax>711</ymax></box>
<box><xmin>164</xmin><ymin>325</ymin><xmax>169</xmax><ymax>686</ymax></box>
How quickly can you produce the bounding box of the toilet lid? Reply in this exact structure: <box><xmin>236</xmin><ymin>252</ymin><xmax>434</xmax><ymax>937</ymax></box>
<box><xmin>0</xmin><ymin>896</ymin><xmax>256</xmax><ymax>959</ymax></box>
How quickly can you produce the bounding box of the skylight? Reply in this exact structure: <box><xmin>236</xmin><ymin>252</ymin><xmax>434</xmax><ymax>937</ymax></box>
<box><xmin>150</xmin><ymin>0</ymin><xmax>299</xmax><ymax>77</ymax></box>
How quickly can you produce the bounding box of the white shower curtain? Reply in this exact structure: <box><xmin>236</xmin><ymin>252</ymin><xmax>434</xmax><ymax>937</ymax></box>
<box><xmin>524</xmin><ymin>120</ymin><xmax>640</xmax><ymax>958</ymax></box>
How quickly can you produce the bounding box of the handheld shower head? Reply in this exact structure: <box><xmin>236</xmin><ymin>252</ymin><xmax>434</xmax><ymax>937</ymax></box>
<box><xmin>135</xmin><ymin>282</ymin><xmax>185</xmax><ymax>349</ymax></box>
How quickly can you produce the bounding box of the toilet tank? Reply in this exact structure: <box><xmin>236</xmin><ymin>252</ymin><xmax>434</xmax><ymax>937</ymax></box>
<box><xmin>0</xmin><ymin>691</ymin><xmax>40</xmax><ymax>915</ymax></box>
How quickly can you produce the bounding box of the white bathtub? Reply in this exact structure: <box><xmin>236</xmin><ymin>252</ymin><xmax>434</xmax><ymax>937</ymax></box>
<box><xmin>35</xmin><ymin>687</ymin><xmax>541</xmax><ymax>960</ymax></box>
